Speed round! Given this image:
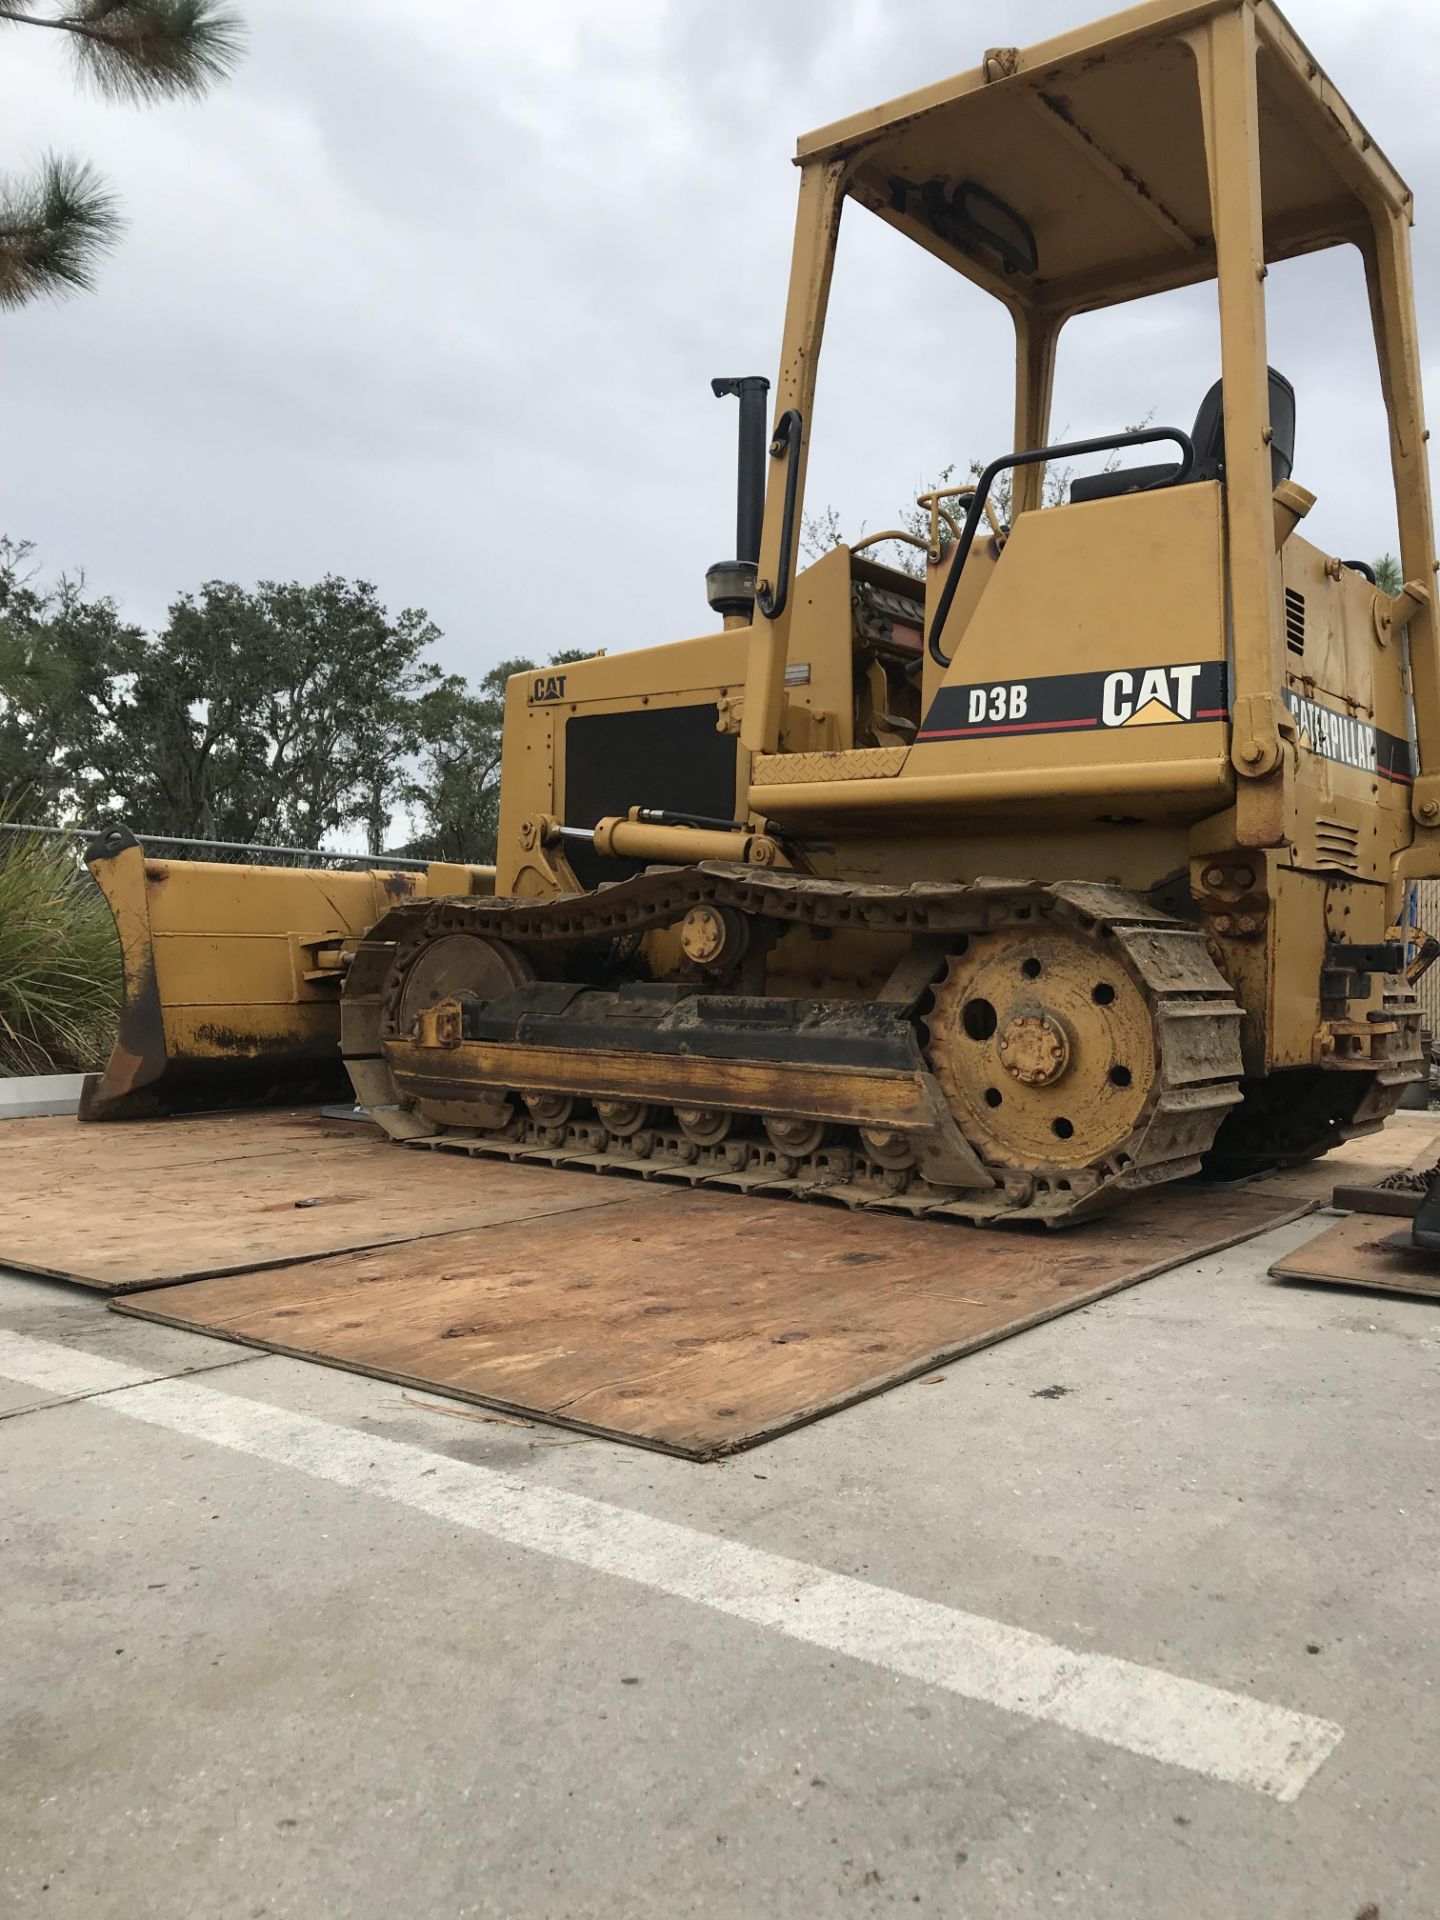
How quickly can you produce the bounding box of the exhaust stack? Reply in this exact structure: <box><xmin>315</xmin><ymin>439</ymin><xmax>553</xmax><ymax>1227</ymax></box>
<box><xmin>706</xmin><ymin>374</ymin><xmax>770</xmax><ymax>627</ymax></box>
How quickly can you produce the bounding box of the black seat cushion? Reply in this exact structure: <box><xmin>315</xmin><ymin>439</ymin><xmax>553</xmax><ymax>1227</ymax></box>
<box><xmin>1069</xmin><ymin>460</ymin><xmax>1183</xmax><ymax>504</ymax></box>
<box><xmin>1068</xmin><ymin>366</ymin><xmax>1296</xmax><ymax>504</ymax></box>
<box><xmin>1190</xmin><ymin>369</ymin><xmax>1296</xmax><ymax>486</ymax></box>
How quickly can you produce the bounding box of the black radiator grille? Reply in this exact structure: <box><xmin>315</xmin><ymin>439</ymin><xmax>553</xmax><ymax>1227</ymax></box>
<box><xmin>563</xmin><ymin>704</ymin><xmax>739</xmax><ymax>888</ymax></box>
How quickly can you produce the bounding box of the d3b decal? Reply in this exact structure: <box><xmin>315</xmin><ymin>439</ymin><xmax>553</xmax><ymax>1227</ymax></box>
<box><xmin>918</xmin><ymin>661</ymin><xmax>1228</xmax><ymax>742</ymax></box>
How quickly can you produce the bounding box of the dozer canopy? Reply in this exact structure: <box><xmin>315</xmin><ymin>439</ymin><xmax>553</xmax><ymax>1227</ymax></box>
<box><xmin>740</xmin><ymin>0</ymin><xmax>1440</xmax><ymax>853</ymax></box>
<box><xmin>799</xmin><ymin>0</ymin><xmax>1409</xmax><ymax>316</ymax></box>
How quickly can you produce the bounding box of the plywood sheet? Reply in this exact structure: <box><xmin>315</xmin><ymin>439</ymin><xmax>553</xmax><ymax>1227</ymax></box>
<box><xmin>0</xmin><ymin>1140</ymin><xmax>647</xmax><ymax>1292</ymax></box>
<box><xmin>1269</xmin><ymin>1211</ymin><xmax>1440</xmax><ymax>1298</ymax></box>
<box><xmin>117</xmin><ymin>1183</ymin><xmax>1312</xmax><ymax>1458</ymax></box>
<box><xmin>0</xmin><ymin>1107</ymin><xmax>375</xmax><ymax>1174</ymax></box>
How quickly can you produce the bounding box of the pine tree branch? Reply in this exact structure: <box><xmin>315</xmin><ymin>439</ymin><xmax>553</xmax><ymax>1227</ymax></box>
<box><xmin>0</xmin><ymin>152</ymin><xmax>121</xmax><ymax>308</ymax></box>
<box><xmin>0</xmin><ymin>2</ymin><xmax>245</xmax><ymax>103</ymax></box>
<box><xmin>0</xmin><ymin>9</ymin><xmax>105</xmax><ymax>39</ymax></box>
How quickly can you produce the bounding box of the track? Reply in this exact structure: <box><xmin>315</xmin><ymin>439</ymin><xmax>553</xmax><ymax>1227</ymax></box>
<box><xmin>337</xmin><ymin>864</ymin><xmax>1262</xmax><ymax>1228</ymax></box>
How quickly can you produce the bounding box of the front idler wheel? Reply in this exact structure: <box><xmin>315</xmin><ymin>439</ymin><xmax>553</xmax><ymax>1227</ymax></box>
<box><xmin>395</xmin><ymin>932</ymin><xmax>532</xmax><ymax>1037</ymax></box>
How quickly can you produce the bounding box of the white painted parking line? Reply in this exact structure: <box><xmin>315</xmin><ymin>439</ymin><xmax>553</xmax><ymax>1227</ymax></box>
<box><xmin>0</xmin><ymin>1329</ymin><xmax>1342</xmax><ymax>1801</ymax></box>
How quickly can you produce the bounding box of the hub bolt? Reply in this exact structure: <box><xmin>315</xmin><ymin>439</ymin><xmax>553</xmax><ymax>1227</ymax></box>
<box><xmin>680</xmin><ymin>904</ymin><xmax>735</xmax><ymax>966</ymax></box>
<box><xmin>997</xmin><ymin>1012</ymin><xmax>1071</xmax><ymax>1087</ymax></box>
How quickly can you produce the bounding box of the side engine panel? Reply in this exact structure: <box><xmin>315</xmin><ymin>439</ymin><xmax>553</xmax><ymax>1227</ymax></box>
<box><xmin>494</xmin><ymin>631</ymin><xmax>750</xmax><ymax>896</ymax></box>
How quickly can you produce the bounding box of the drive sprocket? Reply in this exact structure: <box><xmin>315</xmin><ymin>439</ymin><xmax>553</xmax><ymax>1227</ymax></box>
<box><xmin>923</xmin><ymin>925</ymin><xmax>1157</xmax><ymax>1176</ymax></box>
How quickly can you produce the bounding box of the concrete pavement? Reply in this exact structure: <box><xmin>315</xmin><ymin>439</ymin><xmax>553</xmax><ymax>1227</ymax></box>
<box><xmin>2</xmin><ymin>1211</ymin><xmax>1436</xmax><ymax>1918</ymax></box>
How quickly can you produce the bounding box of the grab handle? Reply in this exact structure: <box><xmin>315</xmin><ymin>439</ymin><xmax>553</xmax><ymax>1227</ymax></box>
<box><xmin>755</xmin><ymin>409</ymin><xmax>803</xmax><ymax>622</ymax></box>
<box><xmin>927</xmin><ymin>425</ymin><xmax>1195</xmax><ymax>667</ymax></box>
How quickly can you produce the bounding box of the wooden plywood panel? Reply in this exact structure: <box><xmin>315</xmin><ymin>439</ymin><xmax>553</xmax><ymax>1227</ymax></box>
<box><xmin>0</xmin><ymin>1141</ymin><xmax>650</xmax><ymax>1292</ymax></box>
<box><xmin>117</xmin><ymin>1183</ymin><xmax>1312</xmax><ymax>1458</ymax></box>
<box><xmin>0</xmin><ymin>1108</ymin><xmax>376</xmax><ymax>1175</ymax></box>
<box><xmin>1328</xmin><ymin>1181</ymin><xmax>1427</xmax><ymax>1218</ymax></box>
<box><xmin>1270</xmin><ymin>1212</ymin><xmax>1440</xmax><ymax>1298</ymax></box>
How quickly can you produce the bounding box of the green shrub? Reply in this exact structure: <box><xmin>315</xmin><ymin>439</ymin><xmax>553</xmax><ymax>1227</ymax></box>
<box><xmin>0</xmin><ymin>820</ymin><xmax>119</xmax><ymax>1075</ymax></box>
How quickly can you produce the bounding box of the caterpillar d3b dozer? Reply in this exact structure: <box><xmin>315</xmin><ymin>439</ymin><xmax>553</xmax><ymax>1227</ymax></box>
<box><xmin>85</xmin><ymin>0</ymin><xmax>1438</xmax><ymax>1227</ymax></box>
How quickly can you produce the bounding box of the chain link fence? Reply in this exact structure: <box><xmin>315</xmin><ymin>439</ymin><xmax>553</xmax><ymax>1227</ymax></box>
<box><xmin>0</xmin><ymin>820</ymin><xmax>427</xmax><ymax>871</ymax></box>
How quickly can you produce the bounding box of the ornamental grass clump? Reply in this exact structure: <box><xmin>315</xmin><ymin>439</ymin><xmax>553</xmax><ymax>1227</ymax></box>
<box><xmin>0</xmin><ymin>818</ymin><xmax>119</xmax><ymax>1073</ymax></box>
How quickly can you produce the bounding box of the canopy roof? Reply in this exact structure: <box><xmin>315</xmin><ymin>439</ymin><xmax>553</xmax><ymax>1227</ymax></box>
<box><xmin>798</xmin><ymin>0</ymin><xmax>1409</xmax><ymax>316</ymax></box>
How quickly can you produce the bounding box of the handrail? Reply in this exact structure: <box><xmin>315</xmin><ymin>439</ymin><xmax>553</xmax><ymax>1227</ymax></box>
<box><xmin>915</xmin><ymin>485</ymin><xmax>975</xmax><ymax>560</ymax></box>
<box><xmin>756</xmin><ymin>409</ymin><xmax>803</xmax><ymax>621</ymax></box>
<box><xmin>850</xmin><ymin>528</ymin><xmax>930</xmax><ymax>558</ymax></box>
<box><xmin>926</xmin><ymin>425</ymin><xmax>1196</xmax><ymax>667</ymax></box>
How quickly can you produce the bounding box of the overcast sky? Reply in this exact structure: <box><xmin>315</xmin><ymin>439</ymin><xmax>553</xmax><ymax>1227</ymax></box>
<box><xmin>3</xmin><ymin>0</ymin><xmax>1439</xmax><ymax>686</ymax></box>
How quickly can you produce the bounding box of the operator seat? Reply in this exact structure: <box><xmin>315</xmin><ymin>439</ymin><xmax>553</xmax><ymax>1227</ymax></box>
<box><xmin>1069</xmin><ymin>368</ymin><xmax>1295</xmax><ymax>503</ymax></box>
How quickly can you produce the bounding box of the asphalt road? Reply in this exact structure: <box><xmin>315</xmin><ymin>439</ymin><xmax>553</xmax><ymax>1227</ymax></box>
<box><xmin>2</xmin><ymin>1211</ymin><xmax>1436</xmax><ymax>1919</ymax></box>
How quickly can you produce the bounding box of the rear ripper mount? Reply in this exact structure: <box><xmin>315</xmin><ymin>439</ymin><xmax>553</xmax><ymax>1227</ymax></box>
<box><xmin>340</xmin><ymin>865</ymin><xmax>1251</xmax><ymax>1227</ymax></box>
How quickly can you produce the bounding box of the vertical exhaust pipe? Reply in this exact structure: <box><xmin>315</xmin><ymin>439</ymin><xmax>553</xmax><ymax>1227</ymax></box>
<box><xmin>707</xmin><ymin>374</ymin><xmax>770</xmax><ymax>626</ymax></box>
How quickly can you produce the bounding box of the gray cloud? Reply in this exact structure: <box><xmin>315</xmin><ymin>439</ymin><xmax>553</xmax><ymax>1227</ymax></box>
<box><xmin>1</xmin><ymin>0</ymin><xmax>1437</xmax><ymax>680</ymax></box>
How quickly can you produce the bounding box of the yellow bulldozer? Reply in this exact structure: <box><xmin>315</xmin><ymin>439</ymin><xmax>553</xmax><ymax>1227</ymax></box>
<box><xmin>83</xmin><ymin>0</ymin><xmax>1437</xmax><ymax>1227</ymax></box>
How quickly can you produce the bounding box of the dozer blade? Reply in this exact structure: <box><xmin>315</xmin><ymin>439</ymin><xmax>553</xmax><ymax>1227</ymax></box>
<box><xmin>81</xmin><ymin>826</ymin><xmax>492</xmax><ymax>1122</ymax></box>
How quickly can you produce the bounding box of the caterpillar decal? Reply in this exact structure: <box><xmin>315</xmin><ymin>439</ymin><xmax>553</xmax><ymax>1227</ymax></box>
<box><xmin>1282</xmin><ymin>687</ymin><xmax>1413</xmax><ymax>785</ymax></box>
